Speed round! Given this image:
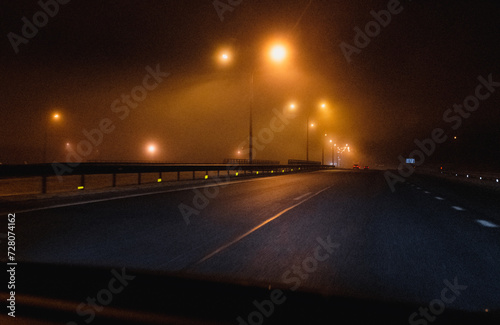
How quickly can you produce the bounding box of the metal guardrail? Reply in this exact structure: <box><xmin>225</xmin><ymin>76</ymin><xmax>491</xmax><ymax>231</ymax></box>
<box><xmin>0</xmin><ymin>162</ymin><xmax>334</xmax><ymax>195</ymax></box>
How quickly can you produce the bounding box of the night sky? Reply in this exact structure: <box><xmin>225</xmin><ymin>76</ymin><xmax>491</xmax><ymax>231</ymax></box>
<box><xmin>1</xmin><ymin>0</ymin><xmax>499</xmax><ymax>169</ymax></box>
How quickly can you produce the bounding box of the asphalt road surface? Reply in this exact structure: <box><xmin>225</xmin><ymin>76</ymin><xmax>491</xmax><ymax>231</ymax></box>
<box><xmin>1</xmin><ymin>169</ymin><xmax>499</xmax><ymax>315</ymax></box>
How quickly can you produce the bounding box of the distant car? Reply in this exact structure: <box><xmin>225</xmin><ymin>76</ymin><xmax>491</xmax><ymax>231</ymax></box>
<box><xmin>353</xmin><ymin>164</ymin><xmax>360</xmax><ymax>170</ymax></box>
<box><xmin>364</xmin><ymin>166</ymin><xmax>369</xmax><ymax>170</ymax></box>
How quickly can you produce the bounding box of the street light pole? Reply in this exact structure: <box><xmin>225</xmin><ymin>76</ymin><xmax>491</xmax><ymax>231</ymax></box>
<box><xmin>321</xmin><ymin>143</ymin><xmax>324</xmax><ymax>165</ymax></box>
<box><xmin>306</xmin><ymin>116</ymin><xmax>309</xmax><ymax>161</ymax></box>
<box><xmin>43</xmin><ymin>125</ymin><xmax>48</xmax><ymax>163</ymax></box>
<box><xmin>330</xmin><ymin>145</ymin><xmax>333</xmax><ymax>165</ymax></box>
<box><xmin>43</xmin><ymin>112</ymin><xmax>60</xmax><ymax>163</ymax></box>
<box><xmin>249</xmin><ymin>71</ymin><xmax>254</xmax><ymax>164</ymax></box>
<box><xmin>329</xmin><ymin>140</ymin><xmax>335</xmax><ymax>166</ymax></box>
<box><xmin>332</xmin><ymin>144</ymin><xmax>335</xmax><ymax>166</ymax></box>
<box><xmin>322</xmin><ymin>134</ymin><xmax>328</xmax><ymax>165</ymax></box>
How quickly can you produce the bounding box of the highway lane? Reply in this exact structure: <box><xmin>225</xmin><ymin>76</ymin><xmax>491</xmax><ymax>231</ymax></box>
<box><xmin>1</xmin><ymin>169</ymin><xmax>499</xmax><ymax>314</ymax></box>
<box><xmin>188</xmin><ymin>171</ymin><xmax>500</xmax><ymax>312</ymax></box>
<box><xmin>3</xmin><ymin>170</ymin><xmax>341</xmax><ymax>268</ymax></box>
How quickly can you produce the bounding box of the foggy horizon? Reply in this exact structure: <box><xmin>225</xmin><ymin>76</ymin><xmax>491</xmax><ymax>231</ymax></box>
<box><xmin>1</xmin><ymin>0</ymin><xmax>499</xmax><ymax>170</ymax></box>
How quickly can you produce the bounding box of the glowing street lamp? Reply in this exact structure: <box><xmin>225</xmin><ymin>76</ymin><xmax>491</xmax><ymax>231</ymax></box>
<box><xmin>219</xmin><ymin>52</ymin><xmax>231</xmax><ymax>65</ymax></box>
<box><xmin>270</xmin><ymin>44</ymin><xmax>287</xmax><ymax>63</ymax></box>
<box><xmin>217</xmin><ymin>48</ymin><xmax>232</xmax><ymax>66</ymax></box>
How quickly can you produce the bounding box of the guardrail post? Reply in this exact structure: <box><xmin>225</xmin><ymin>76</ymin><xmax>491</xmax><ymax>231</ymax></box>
<box><xmin>217</xmin><ymin>170</ymin><xmax>220</xmax><ymax>177</ymax></box>
<box><xmin>138</xmin><ymin>172</ymin><xmax>141</xmax><ymax>185</ymax></box>
<box><xmin>112</xmin><ymin>173</ymin><xmax>116</xmax><ymax>187</ymax></box>
<box><xmin>42</xmin><ymin>176</ymin><xmax>47</xmax><ymax>194</ymax></box>
<box><xmin>159</xmin><ymin>171</ymin><xmax>162</xmax><ymax>180</ymax></box>
<box><xmin>177</xmin><ymin>171</ymin><xmax>180</xmax><ymax>181</ymax></box>
<box><xmin>192</xmin><ymin>171</ymin><xmax>195</xmax><ymax>180</ymax></box>
<box><xmin>81</xmin><ymin>174</ymin><xmax>85</xmax><ymax>189</ymax></box>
